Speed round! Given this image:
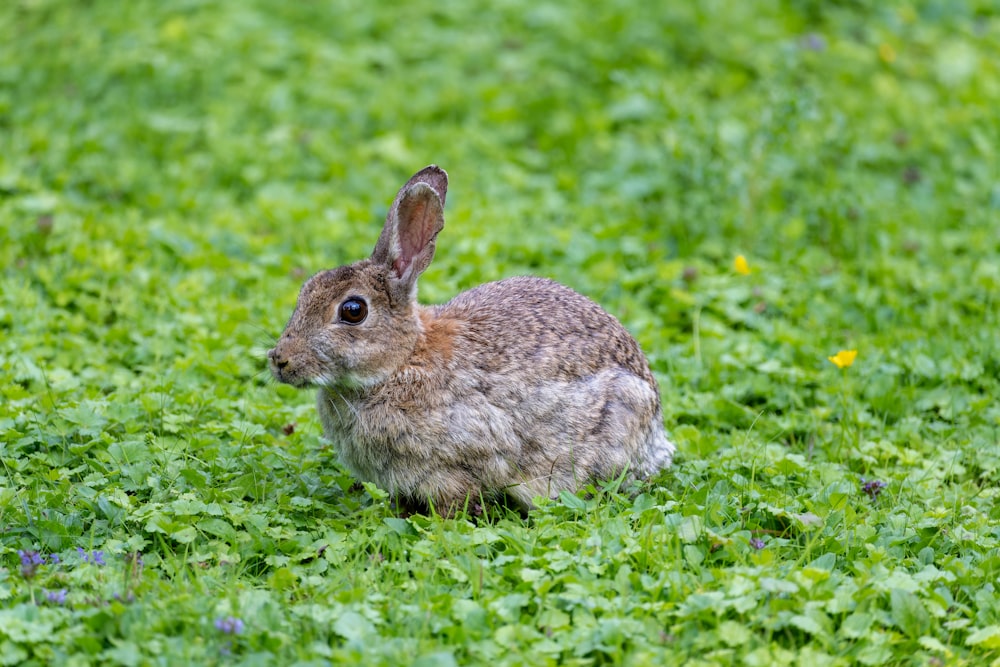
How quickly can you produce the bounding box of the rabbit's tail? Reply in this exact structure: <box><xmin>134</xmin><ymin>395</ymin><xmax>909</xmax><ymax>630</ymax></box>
<box><xmin>635</xmin><ymin>419</ymin><xmax>675</xmax><ymax>478</ymax></box>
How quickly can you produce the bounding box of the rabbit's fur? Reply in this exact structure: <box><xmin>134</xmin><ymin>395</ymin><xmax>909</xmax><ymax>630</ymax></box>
<box><xmin>269</xmin><ymin>166</ymin><xmax>674</xmax><ymax>516</ymax></box>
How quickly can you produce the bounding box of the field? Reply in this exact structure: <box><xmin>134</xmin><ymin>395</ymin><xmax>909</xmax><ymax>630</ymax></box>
<box><xmin>2</xmin><ymin>0</ymin><xmax>999</xmax><ymax>664</ymax></box>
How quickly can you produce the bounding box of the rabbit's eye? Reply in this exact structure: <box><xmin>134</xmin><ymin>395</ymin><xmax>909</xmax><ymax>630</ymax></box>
<box><xmin>339</xmin><ymin>297</ymin><xmax>368</xmax><ymax>325</ymax></box>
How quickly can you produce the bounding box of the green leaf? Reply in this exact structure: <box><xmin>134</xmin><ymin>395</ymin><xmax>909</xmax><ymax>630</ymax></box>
<box><xmin>631</xmin><ymin>493</ymin><xmax>655</xmax><ymax>514</ymax></box>
<box><xmin>100</xmin><ymin>641</ymin><xmax>143</xmax><ymax>667</ymax></box>
<box><xmin>170</xmin><ymin>526</ymin><xmax>198</xmax><ymax>543</ymax></box>
<box><xmin>519</xmin><ymin>568</ymin><xmax>545</xmax><ymax>583</ymax></box>
<box><xmin>144</xmin><ymin>513</ymin><xmax>176</xmax><ymax>535</ymax></box>
<box><xmin>0</xmin><ymin>641</ymin><xmax>27</xmax><ymax>667</ymax></box>
<box><xmin>412</xmin><ymin>652</ymin><xmax>458</xmax><ymax>667</ymax></box>
<box><xmin>966</xmin><ymin>625</ymin><xmax>1000</xmax><ymax>649</ymax></box>
<box><xmin>683</xmin><ymin>544</ymin><xmax>705</xmax><ymax>566</ymax></box>
<box><xmin>789</xmin><ymin>613</ymin><xmax>825</xmax><ymax>637</ymax></box>
<box><xmin>840</xmin><ymin>612</ymin><xmax>873</xmax><ymax>639</ymax></box>
<box><xmin>107</xmin><ymin>439</ymin><xmax>152</xmax><ymax>464</ymax></box>
<box><xmin>59</xmin><ymin>402</ymin><xmax>108</xmax><ymax>437</ymax></box>
<box><xmin>332</xmin><ymin>611</ymin><xmax>375</xmax><ymax>641</ymax></box>
<box><xmin>558</xmin><ymin>490</ymin><xmax>587</xmax><ymax>510</ymax></box>
<box><xmin>809</xmin><ymin>553</ymin><xmax>837</xmax><ymax>570</ymax></box>
<box><xmin>718</xmin><ymin>620</ymin><xmax>751</xmax><ymax>647</ymax></box>
<box><xmin>269</xmin><ymin>567</ymin><xmax>298</xmax><ymax>591</ymax></box>
<box><xmin>383</xmin><ymin>517</ymin><xmax>416</xmax><ymax>536</ymax></box>
<box><xmin>856</xmin><ymin>640</ymin><xmax>894</xmax><ymax>666</ymax></box>
<box><xmin>890</xmin><ymin>589</ymin><xmax>930</xmax><ymax>639</ymax></box>
<box><xmin>196</xmin><ymin>518</ymin><xmax>236</xmax><ymax>539</ymax></box>
<box><xmin>677</xmin><ymin>515</ymin><xmax>703</xmax><ymax>543</ymax></box>
<box><xmin>0</xmin><ymin>607</ymin><xmax>54</xmax><ymax>643</ymax></box>
<box><xmin>760</xmin><ymin>578</ymin><xmax>799</xmax><ymax>595</ymax></box>
<box><xmin>361</xmin><ymin>482</ymin><xmax>388</xmax><ymax>501</ymax></box>
<box><xmin>170</xmin><ymin>498</ymin><xmax>208</xmax><ymax>515</ymax></box>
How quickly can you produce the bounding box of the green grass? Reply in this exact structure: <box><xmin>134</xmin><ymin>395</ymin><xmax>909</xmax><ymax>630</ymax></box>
<box><xmin>2</xmin><ymin>0</ymin><xmax>999</xmax><ymax>664</ymax></box>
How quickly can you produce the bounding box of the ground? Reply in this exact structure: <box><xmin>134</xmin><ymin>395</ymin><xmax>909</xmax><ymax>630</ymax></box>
<box><xmin>1</xmin><ymin>0</ymin><xmax>999</xmax><ymax>665</ymax></box>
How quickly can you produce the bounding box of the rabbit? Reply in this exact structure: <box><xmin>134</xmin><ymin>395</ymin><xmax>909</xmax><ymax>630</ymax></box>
<box><xmin>267</xmin><ymin>165</ymin><xmax>674</xmax><ymax>516</ymax></box>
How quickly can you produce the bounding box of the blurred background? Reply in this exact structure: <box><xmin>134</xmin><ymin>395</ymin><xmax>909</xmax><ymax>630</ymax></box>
<box><xmin>5</xmin><ymin>1</ymin><xmax>996</xmax><ymax>265</ymax></box>
<box><xmin>2</xmin><ymin>0</ymin><xmax>997</xmax><ymax>429</ymax></box>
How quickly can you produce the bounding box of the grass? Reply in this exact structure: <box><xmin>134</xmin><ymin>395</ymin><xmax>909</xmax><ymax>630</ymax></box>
<box><xmin>2</xmin><ymin>0</ymin><xmax>999</xmax><ymax>664</ymax></box>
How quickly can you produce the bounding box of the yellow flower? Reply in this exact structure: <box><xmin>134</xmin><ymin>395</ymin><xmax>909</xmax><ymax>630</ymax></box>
<box><xmin>828</xmin><ymin>350</ymin><xmax>858</xmax><ymax>369</ymax></box>
<box><xmin>161</xmin><ymin>17</ymin><xmax>188</xmax><ymax>41</ymax></box>
<box><xmin>878</xmin><ymin>43</ymin><xmax>897</xmax><ymax>63</ymax></box>
<box><xmin>734</xmin><ymin>254</ymin><xmax>750</xmax><ymax>275</ymax></box>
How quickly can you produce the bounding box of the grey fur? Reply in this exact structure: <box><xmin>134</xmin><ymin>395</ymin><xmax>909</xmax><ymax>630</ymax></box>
<box><xmin>268</xmin><ymin>166</ymin><xmax>675</xmax><ymax>516</ymax></box>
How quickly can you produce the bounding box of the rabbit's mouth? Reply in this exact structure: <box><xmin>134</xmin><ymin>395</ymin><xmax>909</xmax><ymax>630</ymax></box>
<box><xmin>267</xmin><ymin>347</ymin><xmax>314</xmax><ymax>388</ymax></box>
<box><xmin>267</xmin><ymin>349</ymin><xmax>366</xmax><ymax>390</ymax></box>
<box><xmin>269</xmin><ymin>364</ymin><xmax>309</xmax><ymax>388</ymax></box>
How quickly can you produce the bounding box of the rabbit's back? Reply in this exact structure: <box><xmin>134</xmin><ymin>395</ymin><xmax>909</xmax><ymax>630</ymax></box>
<box><xmin>437</xmin><ymin>276</ymin><xmax>658</xmax><ymax>387</ymax></box>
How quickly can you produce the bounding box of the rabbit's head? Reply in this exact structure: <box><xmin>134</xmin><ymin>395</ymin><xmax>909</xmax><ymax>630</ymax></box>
<box><xmin>268</xmin><ymin>166</ymin><xmax>448</xmax><ymax>388</ymax></box>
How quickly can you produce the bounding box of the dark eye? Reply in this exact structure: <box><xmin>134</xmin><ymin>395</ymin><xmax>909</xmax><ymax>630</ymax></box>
<box><xmin>339</xmin><ymin>297</ymin><xmax>368</xmax><ymax>324</ymax></box>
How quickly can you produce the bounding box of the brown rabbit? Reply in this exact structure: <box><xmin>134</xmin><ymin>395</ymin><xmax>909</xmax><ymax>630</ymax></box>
<box><xmin>268</xmin><ymin>166</ymin><xmax>674</xmax><ymax>516</ymax></box>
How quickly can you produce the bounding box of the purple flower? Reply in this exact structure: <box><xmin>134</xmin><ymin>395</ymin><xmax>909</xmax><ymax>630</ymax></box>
<box><xmin>19</xmin><ymin>550</ymin><xmax>45</xmax><ymax>566</ymax></box>
<box><xmin>17</xmin><ymin>550</ymin><xmax>44</xmax><ymax>578</ymax></box>
<box><xmin>861</xmin><ymin>479</ymin><xmax>887</xmax><ymax>500</ymax></box>
<box><xmin>800</xmin><ymin>33</ymin><xmax>827</xmax><ymax>52</ymax></box>
<box><xmin>76</xmin><ymin>548</ymin><xmax>106</xmax><ymax>565</ymax></box>
<box><xmin>749</xmin><ymin>538</ymin><xmax>766</xmax><ymax>550</ymax></box>
<box><xmin>215</xmin><ymin>616</ymin><xmax>245</xmax><ymax>635</ymax></box>
<box><xmin>46</xmin><ymin>589</ymin><xmax>68</xmax><ymax>605</ymax></box>
<box><xmin>49</xmin><ymin>554</ymin><xmax>60</xmax><ymax>564</ymax></box>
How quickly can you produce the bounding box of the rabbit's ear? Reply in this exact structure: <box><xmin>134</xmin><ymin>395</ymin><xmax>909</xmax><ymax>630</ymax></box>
<box><xmin>373</xmin><ymin>167</ymin><xmax>447</xmax><ymax>262</ymax></box>
<box><xmin>372</xmin><ymin>174</ymin><xmax>445</xmax><ymax>295</ymax></box>
<box><xmin>387</xmin><ymin>165</ymin><xmax>448</xmax><ymax>215</ymax></box>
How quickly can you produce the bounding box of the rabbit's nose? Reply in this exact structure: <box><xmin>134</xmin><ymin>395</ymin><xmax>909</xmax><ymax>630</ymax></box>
<box><xmin>268</xmin><ymin>348</ymin><xmax>288</xmax><ymax>369</ymax></box>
